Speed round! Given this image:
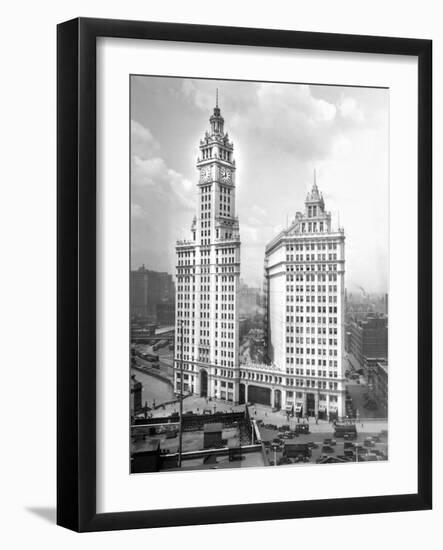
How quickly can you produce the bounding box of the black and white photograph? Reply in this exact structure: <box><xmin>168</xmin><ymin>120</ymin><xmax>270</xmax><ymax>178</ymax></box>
<box><xmin>130</xmin><ymin>76</ymin><xmax>389</xmax><ymax>473</ymax></box>
<box><xmin>1</xmin><ymin>0</ymin><xmax>437</xmax><ymax>543</ymax></box>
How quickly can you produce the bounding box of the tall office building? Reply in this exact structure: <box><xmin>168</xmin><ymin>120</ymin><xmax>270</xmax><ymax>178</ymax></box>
<box><xmin>264</xmin><ymin>177</ymin><xmax>346</xmax><ymax>419</ymax></box>
<box><xmin>174</xmin><ymin>97</ymin><xmax>241</xmax><ymax>402</ymax></box>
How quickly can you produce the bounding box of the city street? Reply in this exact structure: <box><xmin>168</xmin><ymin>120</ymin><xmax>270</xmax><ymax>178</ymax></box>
<box><xmin>346</xmin><ymin>380</ymin><xmax>387</xmax><ymax>419</ymax></box>
<box><xmin>258</xmin><ymin>425</ymin><xmax>388</xmax><ymax>466</ymax></box>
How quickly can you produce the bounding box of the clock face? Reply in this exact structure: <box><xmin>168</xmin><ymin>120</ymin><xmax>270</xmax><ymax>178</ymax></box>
<box><xmin>201</xmin><ymin>167</ymin><xmax>211</xmax><ymax>183</ymax></box>
<box><xmin>220</xmin><ymin>167</ymin><xmax>232</xmax><ymax>183</ymax></box>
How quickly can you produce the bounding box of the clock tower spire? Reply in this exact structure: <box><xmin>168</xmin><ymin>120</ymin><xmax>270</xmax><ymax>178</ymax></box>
<box><xmin>195</xmin><ymin>92</ymin><xmax>238</xmax><ymax>244</ymax></box>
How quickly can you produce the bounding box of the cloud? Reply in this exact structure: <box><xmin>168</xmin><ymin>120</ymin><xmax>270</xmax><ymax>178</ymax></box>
<box><xmin>182</xmin><ymin>81</ymin><xmax>368</xmax><ymax>164</ymax></box>
<box><xmin>338</xmin><ymin>96</ymin><xmax>365</xmax><ymax>123</ymax></box>
<box><xmin>251</xmin><ymin>204</ymin><xmax>267</xmax><ymax>217</ymax></box>
<box><xmin>131</xmin><ymin>121</ymin><xmax>196</xmax><ymax>271</ymax></box>
<box><xmin>131</xmin><ymin>119</ymin><xmax>160</xmax><ymax>159</ymax></box>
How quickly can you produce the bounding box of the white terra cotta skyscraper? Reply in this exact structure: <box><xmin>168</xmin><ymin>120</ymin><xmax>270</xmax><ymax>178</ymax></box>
<box><xmin>174</xmin><ymin>96</ymin><xmax>241</xmax><ymax>403</ymax></box>
<box><xmin>264</xmin><ymin>176</ymin><xmax>346</xmax><ymax>420</ymax></box>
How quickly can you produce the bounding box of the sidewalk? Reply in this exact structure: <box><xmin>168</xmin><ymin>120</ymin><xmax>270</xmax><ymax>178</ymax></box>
<box><xmin>248</xmin><ymin>403</ymin><xmax>388</xmax><ymax>434</ymax></box>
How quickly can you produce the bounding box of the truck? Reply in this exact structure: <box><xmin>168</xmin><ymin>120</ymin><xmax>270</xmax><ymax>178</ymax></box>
<box><xmin>334</xmin><ymin>423</ymin><xmax>357</xmax><ymax>440</ymax></box>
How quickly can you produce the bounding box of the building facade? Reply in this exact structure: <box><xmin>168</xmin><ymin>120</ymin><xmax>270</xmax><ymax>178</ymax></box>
<box><xmin>348</xmin><ymin>314</ymin><xmax>388</xmax><ymax>371</ymax></box>
<box><xmin>262</xmin><ymin>179</ymin><xmax>346</xmax><ymax>419</ymax></box>
<box><xmin>372</xmin><ymin>359</ymin><xmax>388</xmax><ymax>417</ymax></box>
<box><xmin>174</xmin><ymin>100</ymin><xmax>241</xmax><ymax>402</ymax></box>
<box><xmin>130</xmin><ymin>265</ymin><xmax>175</xmax><ymax>322</ymax></box>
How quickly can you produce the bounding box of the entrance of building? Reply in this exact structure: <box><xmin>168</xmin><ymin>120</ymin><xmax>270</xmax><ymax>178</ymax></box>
<box><xmin>239</xmin><ymin>384</ymin><xmax>245</xmax><ymax>405</ymax></box>
<box><xmin>274</xmin><ymin>389</ymin><xmax>282</xmax><ymax>410</ymax></box>
<box><xmin>248</xmin><ymin>385</ymin><xmax>271</xmax><ymax>406</ymax></box>
<box><xmin>307</xmin><ymin>393</ymin><xmax>316</xmax><ymax>417</ymax></box>
<box><xmin>200</xmin><ymin>369</ymin><xmax>208</xmax><ymax>397</ymax></box>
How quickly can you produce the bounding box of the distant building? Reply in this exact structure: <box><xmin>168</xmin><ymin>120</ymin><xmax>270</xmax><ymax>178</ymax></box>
<box><xmin>239</xmin><ymin>281</ymin><xmax>261</xmax><ymax>315</ymax></box>
<box><xmin>348</xmin><ymin>314</ymin><xmax>388</xmax><ymax>370</ymax></box>
<box><xmin>156</xmin><ymin>302</ymin><xmax>175</xmax><ymax>325</ymax></box>
<box><xmin>130</xmin><ymin>265</ymin><xmax>175</xmax><ymax>322</ymax></box>
<box><xmin>130</xmin><ymin>374</ymin><xmax>142</xmax><ymax>416</ymax></box>
<box><xmin>372</xmin><ymin>359</ymin><xmax>388</xmax><ymax>416</ymax></box>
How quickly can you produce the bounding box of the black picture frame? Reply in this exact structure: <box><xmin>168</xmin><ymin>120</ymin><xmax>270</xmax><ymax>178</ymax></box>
<box><xmin>57</xmin><ymin>17</ymin><xmax>432</xmax><ymax>532</ymax></box>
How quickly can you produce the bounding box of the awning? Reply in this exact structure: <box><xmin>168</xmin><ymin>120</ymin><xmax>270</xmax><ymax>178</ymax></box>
<box><xmin>319</xmin><ymin>406</ymin><xmax>326</xmax><ymax>412</ymax></box>
<box><xmin>295</xmin><ymin>403</ymin><xmax>303</xmax><ymax>413</ymax></box>
<box><xmin>285</xmin><ymin>405</ymin><xmax>293</xmax><ymax>411</ymax></box>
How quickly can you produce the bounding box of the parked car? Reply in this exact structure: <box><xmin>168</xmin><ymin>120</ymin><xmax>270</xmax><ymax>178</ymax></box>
<box><xmin>295</xmin><ymin>424</ymin><xmax>310</xmax><ymax>434</ymax></box>
<box><xmin>277</xmin><ymin>457</ymin><xmax>292</xmax><ymax>466</ymax></box>
<box><xmin>321</xmin><ymin>445</ymin><xmax>335</xmax><ymax>454</ymax></box>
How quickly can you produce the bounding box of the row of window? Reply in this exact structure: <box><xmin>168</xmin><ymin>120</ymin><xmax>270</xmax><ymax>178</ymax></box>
<box><xmin>286</xmin><ymin>368</ymin><xmax>338</xmax><ymax>376</ymax></box>
<box><xmin>286</xmin><ymin>326</ymin><xmax>338</xmax><ymax>335</ymax></box>
<box><xmin>286</xmin><ymin>253</ymin><xmax>338</xmax><ymax>261</ymax></box>
<box><xmin>178</xmin><ymin>274</ymin><xmax>235</xmax><ymax>286</ymax></box>
<box><xmin>286</xmin><ymin>306</ymin><xmax>338</xmax><ymax>313</ymax></box>
<box><xmin>287</xmin><ymin>358</ymin><xmax>339</xmax><ymax>367</ymax></box>
<box><xmin>287</xmin><ymin>242</ymin><xmax>337</xmax><ymax>251</ymax></box>
<box><xmin>299</xmin><ymin>221</ymin><xmax>328</xmax><ymax>233</ymax></box>
<box><xmin>286</xmin><ymin>315</ymin><xmax>338</xmax><ymax>324</ymax></box>
<box><xmin>287</xmin><ymin>296</ymin><xmax>338</xmax><ymax>304</ymax></box>
<box><xmin>287</xmin><ymin>285</ymin><xmax>338</xmax><ymax>293</ymax></box>
<box><xmin>286</xmin><ymin>273</ymin><xmax>338</xmax><ymax>282</ymax></box>
<box><xmin>286</xmin><ymin>347</ymin><xmax>338</xmax><ymax>356</ymax></box>
<box><xmin>286</xmin><ymin>263</ymin><xmax>339</xmax><ymax>272</ymax></box>
<box><xmin>286</xmin><ymin>337</ymin><xmax>338</xmax><ymax>345</ymax></box>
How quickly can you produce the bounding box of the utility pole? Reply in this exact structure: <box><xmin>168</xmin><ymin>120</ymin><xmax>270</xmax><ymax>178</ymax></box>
<box><xmin>178</xmin><ymin>319</ymin><xmax>184</xmax><ymax>468</ymax></box>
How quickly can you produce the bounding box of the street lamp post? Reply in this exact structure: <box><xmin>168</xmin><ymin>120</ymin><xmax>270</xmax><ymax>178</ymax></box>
<box><xmin>178</xmin><ymin>319</ymin><xmax>184</xmax><ymax>468</ymax></box>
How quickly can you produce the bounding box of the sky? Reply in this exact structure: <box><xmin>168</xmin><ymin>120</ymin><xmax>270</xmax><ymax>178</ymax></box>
<box><xmin>131</xmin><ymin>76</ymin><xmax>389</xmax><ymax>293</ymax></box>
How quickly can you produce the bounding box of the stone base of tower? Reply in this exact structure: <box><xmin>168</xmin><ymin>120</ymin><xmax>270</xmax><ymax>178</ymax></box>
<box><xmin>173</xmin><ymin>363</ymin><xmax>240</xmax><ymax>404</ymax></box>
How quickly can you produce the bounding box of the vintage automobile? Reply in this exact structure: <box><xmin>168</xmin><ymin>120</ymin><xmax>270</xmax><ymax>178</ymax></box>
<box><xmin>294</xmin><ymin>424</ymin><xmax>310</xmax><ymax>435</ymax></box>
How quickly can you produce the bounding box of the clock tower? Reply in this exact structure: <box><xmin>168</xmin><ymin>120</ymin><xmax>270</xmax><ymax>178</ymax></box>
<box><xmin>174</xmin><ymin>93</ymin><xmax>241</xmax><ymax>403</ymax></box>
<box><xmin>196</xmin><ymin>93</ymin><xmax>238</xmax><ymax>245</ymax></box>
